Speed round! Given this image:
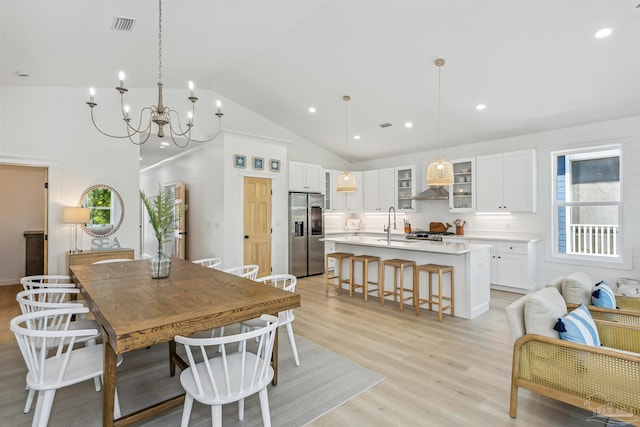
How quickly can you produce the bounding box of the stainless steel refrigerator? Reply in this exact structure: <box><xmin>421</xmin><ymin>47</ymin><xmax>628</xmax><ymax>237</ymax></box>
<box><xmin>289</xmin><ymin>192</ymin><xmax>324</xmax><ymax>277</ymax></box>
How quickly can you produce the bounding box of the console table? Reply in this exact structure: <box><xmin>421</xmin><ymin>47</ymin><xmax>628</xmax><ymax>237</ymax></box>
<box><xmin>66</xmin><ymin>248</ymin><xmax>134</xmax><ymax>275</ymax></box>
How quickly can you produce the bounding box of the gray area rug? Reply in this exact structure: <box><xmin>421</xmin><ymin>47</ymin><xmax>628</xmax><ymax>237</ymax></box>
<box><xmin>0</xmin><ymin>334</ymin><xmax>383</xmax><ymax>426</ymax></box>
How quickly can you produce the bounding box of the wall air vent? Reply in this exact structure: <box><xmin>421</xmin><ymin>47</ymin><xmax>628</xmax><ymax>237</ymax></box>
<box><xmin>379</xmin><ymin>122</ymin><xmax>392</xmax><ymax>128</ymax></box>
<box><xmin>111</xmin><ymin>16</ymin><xmax>136</xmax><ymax>32</ymax></box>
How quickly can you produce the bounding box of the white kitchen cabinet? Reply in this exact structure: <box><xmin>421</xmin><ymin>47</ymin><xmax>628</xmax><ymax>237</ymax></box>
<box><xmin>473</xmin><ymin>240</ymin><xmax>536</xmax><ymax>292</ymax></box>
<box><xmin>449</xmin><ymin>158</ymin><xmax>475</xmax><ymax>213</ymax></box>
<box><xmin>476</xmin><ymin>149</ymin><xmax>536</xmax><ymax>213</ymax></box>
<box><xmin>324</xmin><ymin>170</ymin><xmax>332</xmax><ymax>210</ymax></box>
<box><xmin>325</xmin><ymin>240</ymin><xmax>336</xmax><ymax>270</ymax></box>
<box><xmin>288</xmin><ymin>161</ymin><xmax>324</xmax><ymax>193</ymax></box>
<box><xmin>364</xmin><ymin>168</ymin><xmax>395</xmax><ymax>212</ymax></box>
<box><xmin>395</xmin><ymin>166</ymin><xmax>416</xmax><ymax>211</ymax></box>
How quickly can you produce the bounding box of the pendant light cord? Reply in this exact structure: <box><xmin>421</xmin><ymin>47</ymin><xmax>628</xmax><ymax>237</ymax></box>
<box><xmin>158</xmin><ymin>0</ymin><xmax>163</xmax><ymax>83</ymax></box>
<box><xmin>343</xmin><ymin>95</ymin><xmax>350</xmax><ymax>166</ymax></box>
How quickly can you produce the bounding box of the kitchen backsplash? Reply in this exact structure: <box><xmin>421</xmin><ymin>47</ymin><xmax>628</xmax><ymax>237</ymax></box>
<box><xmin>324</xmin><ymin>202</ymin><xmax>540</xmax><ymax>235</ymax></box>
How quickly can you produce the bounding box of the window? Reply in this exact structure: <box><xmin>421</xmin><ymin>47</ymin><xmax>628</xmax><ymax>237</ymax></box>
<box><xmin>552</xmin><ymin>147</ymin><xmax>622</xmax><ymax>263</ymax></box>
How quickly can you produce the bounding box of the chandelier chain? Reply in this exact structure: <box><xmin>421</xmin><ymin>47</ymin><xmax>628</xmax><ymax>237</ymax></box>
<box><xmin>158</xmin><ymin>0</ymin><xmax>162</xmax><ymax>82</ymax></box>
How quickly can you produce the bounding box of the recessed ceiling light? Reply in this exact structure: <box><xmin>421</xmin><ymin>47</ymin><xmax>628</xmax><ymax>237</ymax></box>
<box><xmin>475</xmin><ymin>104</ymin><xmax>487</xmax><ymax>111</ymax></box>
<box><xmin>353</xmin><ymin>135</ymin><xmax>361</xmax><ymax>140</ymax></box>
<box><xmin>594</xmin><ymin>28</ymin><xmax>612</xmax><ymax>38</ymax></box>
<box><xmin>308</xmin><ymin>107</ymin><xmax>316</xmax><ymax>113</ymax></box>
<box><xmin>405</xmin><ymin>122</ymin><xmax>413</xmax><ymax>128</ymax></box>
<box><xmin>15</xmin><ymin>71</ymin><xmax>30</xmax><ymax>78</ymax></box>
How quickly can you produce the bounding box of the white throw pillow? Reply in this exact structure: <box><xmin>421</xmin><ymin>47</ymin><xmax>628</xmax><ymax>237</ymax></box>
<box><xmin>615</xmin><ymin>278</ymin><xmax>640</xmax><ymax>297</ymax></box>
<box><xmin>561</xmin><ymin>272</ymin><xmax>592</xmax><ymax>305</ymax></box>
<box><xmin>524</xmin><ymin>287</ymin><xmax>568</xmax><ymax>338</ymax></box>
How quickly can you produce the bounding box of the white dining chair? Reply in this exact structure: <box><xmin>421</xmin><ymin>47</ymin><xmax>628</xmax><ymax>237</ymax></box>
<box><xmin>223</xmin><ymin>265</ymin><xmax>259</xmax><ymax>280</ymax></box>
<box><xmin>20</xmin><ymin>275</ymin><xmax>75</xmax><ymax>291</ymax></box>
<box><xmin>92</xmin><ymin>258</ymin><xmax>133</xmax><ymax>264</ymax></box>
<box><xmin>16</xmin><ymin>288</ymin><xmax>102</xmax><ymax>414</ymax></box>
<box><xmin>11</xmin><ymin>307</ymin><xmax>122</xmax><ymax>427</ymax></box>
<box><xmin>240</xmin><ymin>274</ymin><xmax>300</xmax><ymax>366</ymax></box>
<box><xmin>175</xmin><ymin>314</ymin><xmax>279</xmax><ymax>427</ymax></box>
<box><xmin>192</xmin><ymin>257</ymin><xmax>222</xmax><ymax>270</ymax></box>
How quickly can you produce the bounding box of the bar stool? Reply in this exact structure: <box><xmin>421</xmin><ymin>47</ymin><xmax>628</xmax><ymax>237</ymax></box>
<box><xmin>415</xmin><ymin>263</ymin><xmax>455</xmax><ymax>321</ymax></box>
<box><xmin>349</xmin><ymin>255</ymin><xmax>381</xmax><ymax>302</ymax></box>
<box><xmin>325</xmin><ymin>252</ymin><xmax>353</xmax><ymax>295</ymax></box>
<box><xmin>381</xmin><ymin>259</ymin><xmax>416</xmax><ymax>309</ymax></box>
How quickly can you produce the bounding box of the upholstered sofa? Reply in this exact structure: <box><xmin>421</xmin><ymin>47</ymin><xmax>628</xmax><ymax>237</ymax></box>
<box><xmin>506</xmin><ymin>287</ymin><xmax>640</xmax><ymax>425</ymax></box>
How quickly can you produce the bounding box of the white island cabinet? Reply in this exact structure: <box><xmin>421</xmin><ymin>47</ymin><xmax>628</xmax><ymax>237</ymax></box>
<box><xmin>322</xmin><ymin>236</ymin><xmax>491</xmax><ymax>319</ymax></box>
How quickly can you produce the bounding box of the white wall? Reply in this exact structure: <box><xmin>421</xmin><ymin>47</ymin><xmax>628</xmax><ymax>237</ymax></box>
<box><xmin>141</xmin><ymin>130</ymin><xmax>289</xmax><ymax>274</ymax></box>
<box><xmin>0</xmin><ymin>87</ymin><xmax>141</xmax><ymax>275</ymax></box>
<box><xmin>351</xmin><ymin>116</ymin><xmax>640</xmax><ymax>287</ymax></box>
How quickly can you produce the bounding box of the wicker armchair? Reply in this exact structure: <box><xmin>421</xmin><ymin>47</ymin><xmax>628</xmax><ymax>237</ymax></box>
<box><xmin>507</xmin><ymin>289</ymin><xmax>640</xmax><ymax>425</ymax></box>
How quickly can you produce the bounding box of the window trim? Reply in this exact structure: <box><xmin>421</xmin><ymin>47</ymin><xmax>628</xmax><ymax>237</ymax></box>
<box><xmin>549</xmin><ymin>143</ymin><xmax>631</xmax><ymax>270</ymax></box>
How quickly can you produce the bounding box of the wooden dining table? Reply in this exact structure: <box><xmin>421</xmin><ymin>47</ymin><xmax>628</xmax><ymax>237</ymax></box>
<box><xmin>70</xmin><ymin>258</ymin><xmax>301</xmax><ymax>427</ymax></box>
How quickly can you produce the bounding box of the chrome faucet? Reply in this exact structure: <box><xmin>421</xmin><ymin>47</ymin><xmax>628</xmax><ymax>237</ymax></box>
<box><xmin>384</xmin><ymin>206</ymin><xmax>396</xmax><ymax>244</ymax></box>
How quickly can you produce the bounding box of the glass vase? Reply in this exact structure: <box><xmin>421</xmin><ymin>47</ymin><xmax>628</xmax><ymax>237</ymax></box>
<box><xmin>149</xmin><ymin>247</ymin><xmax>171</xmax><ymax>279</ymax></box>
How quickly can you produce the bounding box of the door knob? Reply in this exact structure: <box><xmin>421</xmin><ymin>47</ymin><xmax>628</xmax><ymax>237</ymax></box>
<box><xmin>244</xmin><ymin>235</ymin><xmax>249</xmax><ymax>239</ymax></box>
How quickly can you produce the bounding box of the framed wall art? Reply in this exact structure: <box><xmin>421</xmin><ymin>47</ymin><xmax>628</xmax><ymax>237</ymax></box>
<box><xmin>269</xmin><ymin>159</ymin><xmax>280</xmax><ymax>172</ymax></box>
<box><xmin>233</xmin><ymin>154</ymin><xmax>246</xmax><ymax>169</ymax></box>
<box><xmin>252</xmin><ymin>157</ymin><xmax>264</xmax><ymax>170</ymax></box>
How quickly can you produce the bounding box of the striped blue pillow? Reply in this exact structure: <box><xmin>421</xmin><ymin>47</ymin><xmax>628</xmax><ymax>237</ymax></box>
<box><xmin>592</xmin><ymin>281</ymin><xmax>616</xmax><ymax>309</ymax></box>
<box><xmin>553</xmin><ymin>304</ymin><xmax>601</xmax><ymax>347</ymax></box>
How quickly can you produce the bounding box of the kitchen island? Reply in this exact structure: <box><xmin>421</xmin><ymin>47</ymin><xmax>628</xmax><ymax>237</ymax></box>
<box><xmin>323</xmin><ymin>236</ymin><xmax>492</xmax><ymax>319</ymax></box>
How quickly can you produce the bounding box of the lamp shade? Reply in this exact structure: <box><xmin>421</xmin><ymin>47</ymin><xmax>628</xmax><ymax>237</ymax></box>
<box><xmin>336</xmin><ymin>171</ymin><xmax>357</xmax><ymax>192</ymax></box>
<box><xmin>63</xmin><ymin>207</ymin><xmax>91</xmax><ymax>224</ymax></box>
<box><xmin>426</xmin><ymin>157</ymin><xmax>454</xmax><ymax>186</ymax></box>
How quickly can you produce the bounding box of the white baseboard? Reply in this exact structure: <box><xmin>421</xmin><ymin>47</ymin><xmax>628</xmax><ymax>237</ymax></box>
<box><xmin>0</xmin><ymin>278</ymin><xmax>20</xmax><ymax>286</ymax></box>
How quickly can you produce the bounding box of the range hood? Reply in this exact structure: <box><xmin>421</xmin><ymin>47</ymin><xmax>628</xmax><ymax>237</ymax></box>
<box><xmin>412</xmin><ymin>186</ymin><xmax>449</xmax><ymax>201</ymax></box>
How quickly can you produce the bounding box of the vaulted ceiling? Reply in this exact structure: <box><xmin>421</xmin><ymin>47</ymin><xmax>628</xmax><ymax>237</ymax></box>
<box><xmin>2</xmin><ymin>0</ymin><xmax>639</xmax><ymax>166</ymax></box>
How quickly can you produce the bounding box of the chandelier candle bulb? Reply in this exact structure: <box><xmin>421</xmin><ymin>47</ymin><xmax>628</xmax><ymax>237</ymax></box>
<box><xmin>88</xmin><ymin>87</ymin><xmax>95</xmax><ymax>104</ymax></box>
<box><xmin>118</xmin><ymin>71</ymin><xmax>125</xmax><ymax>88</ymax></box>
<box><xmin>188</xmin><ymin>81</ymin><xmax>194</xmax><ymax>98</ymax></box>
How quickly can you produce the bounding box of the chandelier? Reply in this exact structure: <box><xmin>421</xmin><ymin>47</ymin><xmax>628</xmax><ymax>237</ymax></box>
<box><xmin>426</xmin><ymin>58</ymin><xmax>454</xmax><ymax>186</ymax></box>
<box><xmin>86</xmin><ymin>0</ymin><xmax>223</xmax><ymax>148</ymax></box>
<box><xmin>336</xmin><ymin>95</ymin><xmax>357</xmax><ymax>192</ymax></box>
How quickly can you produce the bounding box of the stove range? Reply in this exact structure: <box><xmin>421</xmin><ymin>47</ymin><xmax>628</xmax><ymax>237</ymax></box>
<box><xmin>405</xmin><ymin>231</ymin><xmax>455</xmax><ymax>241</ymax></box>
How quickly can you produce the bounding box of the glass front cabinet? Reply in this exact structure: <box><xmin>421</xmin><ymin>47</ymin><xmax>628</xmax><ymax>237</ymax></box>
<box><xmin>395</xmin><ymin>166</ymin><xmax>416</xmax><ymax>212</ymax></box>
<box><xmin>449</xmin><ymin>158</ymin><xmax>475</xmax><ymax>212</ymax></box>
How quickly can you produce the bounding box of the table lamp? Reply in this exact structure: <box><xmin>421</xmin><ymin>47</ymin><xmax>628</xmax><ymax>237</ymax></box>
<box><xmin>63</xmin><ymin>207</ymin><xmax>90</xmax><ymax>253</ymax></box>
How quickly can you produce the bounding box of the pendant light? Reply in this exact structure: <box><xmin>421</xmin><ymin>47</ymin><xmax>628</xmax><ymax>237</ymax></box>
<box><xmin>426</xmin><ymin>58</ymin><xmax>454</xmax><ymax>186</ymax></box>
<box><xmin>336</xmin><ymin>95</ymin><xmax>357</xmax><ymax>192</ymax></box>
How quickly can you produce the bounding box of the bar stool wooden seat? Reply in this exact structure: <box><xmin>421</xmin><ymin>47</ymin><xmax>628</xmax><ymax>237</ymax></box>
<box><xmin>415</xmin><ymin>263</ymin><xmax>455</xmax><ymax>321</ymax></box>
<box><xmin>349</xmin><ymin>255</ymin><xmax>381</xmax><ymax>302</ymax></box>
<box><xmin>325</xmin><ymin>252</ymin><xmax>353</xmax><ymax>295</ymax></box>
<box><xmin>381</xmin><ymin>258</ymin><xmax>416</xmax><ymax>309</ymax></box>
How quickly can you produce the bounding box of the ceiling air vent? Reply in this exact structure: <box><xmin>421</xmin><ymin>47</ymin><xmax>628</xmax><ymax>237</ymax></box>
<box><xmin>111</xmin><ymin>16</ymin><xmax>136</xmax><ymax>32</ymax></box>
<box><xmin>379</xmin><ymin>122</ymin><xmax>392</xmax><ymax>128</ymax></box>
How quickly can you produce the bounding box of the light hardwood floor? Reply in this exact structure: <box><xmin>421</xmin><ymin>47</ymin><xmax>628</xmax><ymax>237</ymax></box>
<box><xmin>0</xmin><ymin>278</ymin><xmax>601</xmax><ymax>426</ymax></box>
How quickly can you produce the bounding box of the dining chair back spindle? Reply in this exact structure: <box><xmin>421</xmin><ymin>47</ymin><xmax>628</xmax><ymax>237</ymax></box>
<box><xmin>20</xmin><ymin>275</ymin><xmax>75</xmax><ymax>292</ymax></box>
<box><xmin>175</xmin><ymin>314</ymin><xmax>279</xmax><ymax>427</ymax></box>
<box><xmin>92</xmin><ymin>259</ymin><xmax>133</xmax><ymax>264</ymax></box>
<box><xmin>224</xmin><ymin>265</ymin><xmax>259</xmax><ymax>280</ymax></box>
<box><xmin>192</xmin><ymin>258</ymin><xmax>223</xmax><ymax>270</ymax></box>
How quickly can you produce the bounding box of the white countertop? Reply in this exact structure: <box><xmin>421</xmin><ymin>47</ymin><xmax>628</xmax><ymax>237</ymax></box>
<box><xmin>322</xmin><ymin>236</ymin><xmax>491</xmax><ymax>255</ymax></box>
<box><xmin>324</xmin><ymin>229</ymin><xmax>539</xmax><ymax>243</ymax></box>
